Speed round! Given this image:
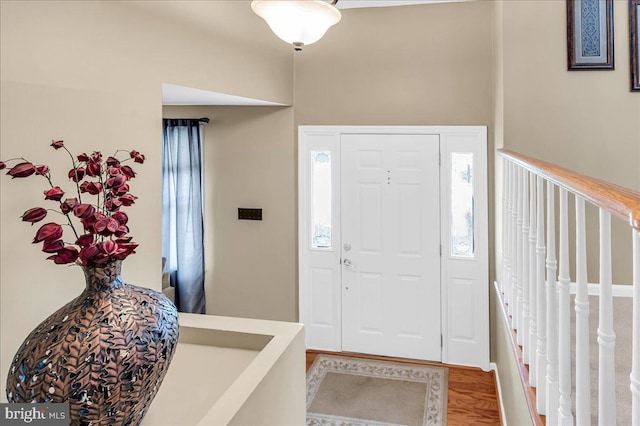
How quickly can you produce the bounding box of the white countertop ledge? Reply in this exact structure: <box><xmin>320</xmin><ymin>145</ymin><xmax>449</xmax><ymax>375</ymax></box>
<box><xmin>143</xmin><ymin>313</ymin><xmax>305</xmax><ymax>426</ymax></box>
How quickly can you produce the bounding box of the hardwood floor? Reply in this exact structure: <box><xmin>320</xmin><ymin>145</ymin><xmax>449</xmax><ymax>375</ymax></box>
<box><xmin>306</xmin><ymin>350</ymin><xmax>502</xmax><ymax>425</ymax></box>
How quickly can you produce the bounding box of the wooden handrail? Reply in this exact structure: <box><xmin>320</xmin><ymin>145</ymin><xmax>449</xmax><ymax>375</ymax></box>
<box><xmin>498</xmin><ymin>149</ymin><xmax>640</xmax><ymax>231</ymax></box>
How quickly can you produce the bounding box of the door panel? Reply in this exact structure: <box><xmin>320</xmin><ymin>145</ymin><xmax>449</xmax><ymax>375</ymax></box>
<box><xmin>341</xmin><ymin>134</ymin><xmax>441</xmax><ymax>361</ymax></box>
<box><xmin>359</xmin><ymin>183</ymin><xmax>383</xmax><ymax>253</ymax></box>
<box><xmin>398</xmin><ymin>183</ymin><xmax>423</xmax><ymax>255</ymax></box>
<box><xmin>359</xmin><ymin>272</ymin><xmax>383</xmax><ymax>333</ymax></box>
<box><xmin>440</xmin><ymin>133</ymin><xmax>490</xmax><ymax>369</ymax></box>
<box><xmin>299</xmin><ymin>132</ymin><xmax>342</xmax><ymax>351</ymax></box>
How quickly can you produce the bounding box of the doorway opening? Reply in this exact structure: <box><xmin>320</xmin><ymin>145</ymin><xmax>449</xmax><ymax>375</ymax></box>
<box><xmin>298</xmin><ymin>126</ymin><xmax>490</xmax><ymax>370</ymax></box>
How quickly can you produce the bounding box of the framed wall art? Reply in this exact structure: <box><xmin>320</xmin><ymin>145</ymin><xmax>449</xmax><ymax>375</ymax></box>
<box><xmin>631</xmin><ymin>0</ymin><xmax>640</xmax><ymax>90</ymax></box>
<box><xmin>567</xmin><ymin>0</ymin><xmax>614</xmax><ymax>70</ymax></box>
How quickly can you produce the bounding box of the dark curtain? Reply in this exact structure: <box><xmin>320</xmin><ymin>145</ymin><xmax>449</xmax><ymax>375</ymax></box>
<box><xmin>162</xmin><ymin>119</ymin><xmax>205</xmax><ymax>313</ymax></box>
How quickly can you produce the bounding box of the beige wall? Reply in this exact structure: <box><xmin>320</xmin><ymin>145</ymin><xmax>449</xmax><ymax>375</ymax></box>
<box><xmin>294</xmin><ymin>1</ymin><xmax>494</xmax><ymax>126</ymax></box>
<box><xmin>503</xmin><ymin>0</ymin><xmax>640</xmax><ymax>284</ymax></box>
<box><xmin>0</xmin><ymin>0</ymin><xmax>293</xmax><ymax>397</ymax></box>
<box><xmin>165</xmin><ymin>2</ymin><xmax>496</xmax><ymax>323</ymax></box>
<box><xmin>163</xmin><ymin>106</ymin><xmax>296</xmax><ymax>321</ymax></box>
<box><xmin>294</xmin><ymin>0</ymin><xmax>496</xmax><ymax>279</ymax></box>
<box><xmin>493</xmin><ymin>0</ymin><xmax>505</xmax><ymax>276</ymax></box>
<box><xmin>4</xmin><ymin>0</ymin><xmax>639</xmax><ymax>421</ymax></box>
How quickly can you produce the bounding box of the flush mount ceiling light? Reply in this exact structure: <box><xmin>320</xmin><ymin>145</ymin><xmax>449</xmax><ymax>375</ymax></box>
<box><xmin>251</xmin><ymin>0</ymin><xmax>342</xmax><ymax>51</ymax></box>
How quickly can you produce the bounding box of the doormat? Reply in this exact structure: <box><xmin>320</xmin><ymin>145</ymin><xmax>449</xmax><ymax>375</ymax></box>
<box><xmin>306</xmin><ymin>355</ymin><xmax>448</xmax><ymax>426</ymax></box>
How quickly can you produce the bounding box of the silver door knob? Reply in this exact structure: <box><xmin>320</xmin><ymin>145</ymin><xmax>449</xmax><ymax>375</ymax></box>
<box><xmin>343</xmin><ymin>258</ymin><xmax>352</xmax><ymax>267</ymax></box>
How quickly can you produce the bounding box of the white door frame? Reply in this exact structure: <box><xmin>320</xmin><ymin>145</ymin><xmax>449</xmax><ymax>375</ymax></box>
<box><xmin>298</xmin><ymin>126</ymin><xmax>489</xmax><ymax>370</ymax></box>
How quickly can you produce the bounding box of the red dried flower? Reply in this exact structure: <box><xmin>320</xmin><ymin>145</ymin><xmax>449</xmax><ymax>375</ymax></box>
<box><xmin>99</xmin><ymin>240</ymin><xmax>119</xmax><ymax>255</ymax></box>
<box><xmin>81</xmin><ymin>223</ymin><xmax>96</xmax><ymax>235</ymax></box>
<box><xmin>95</xmin><ymin>218</ymin><xmax>119</xmax><ymax>236</ymax></box>
<box><xmin>60</xmin><ymin>198</ymin><xmax>78</xmax><ymax>215</ymax></box>
<box><xmin>75</xmin><ymin>234</ymin><xmax>94</xmax><ymax>247</ymax></box>
<box><xmin>80</xmin><ymin>181</ymin><xmax>102</xmax><ymax>195</ymax></box>
<box><xmin>21</xmin><ymin>207</ymin><xmax>47</xmax><ymax>224</ymax></box>
<box><xmin>1</xmin><ymin>140</ymin><xmax>144</xmax><ymax>268</ymax></box>
<box><xmin>119</xmin><ymin>194</ymin><xmax>137</xmax><ymax>206</ymax></box>
<box><xmin>86</xmin><ymin>161</ymin><xmax>101</xmax><ymax>177</ymax></box>
<box><xmin>68</xmin><ymin>167</ymin><xmax>86</xmax><ymax>182</ymax></box>
<box><xmin>73</xmin><ymin>203</ymin><xmax>96</xmax><ymax>219</ymax></box>
<box><xmin>114</xmin><ymin>225</ymin><xmax>129</xmax><ymax>238</ymax></box>
<box><xmin>44</xmin><ymin>186</ymin><xmax>65</xmax><ymax>201</ymax></box>
<box><xmin>106</xmin><ymin>157</ymin><xmax>120</xmax><ymax>167</ymax></box>
<box><xmin>7</xmin><ymin>162</ymin><xmax>36</xmax><ymax>178</ymax></box>
<box><xmin>42</xmin><ymin>239</ymin><xmax>65</xmax><ymax>253</ymax></box>
<box><xmin>130</xmin><ymin>150</ymin><xmax>145</xmax><ymax>164</ymax></box>
<box><xmin>104</xmin><ymin>198</ymin><xmax>123</xmax><ymax>212</ymax></box>
<box><xmin>113</xmin><ymin>183</ymin><xmax>129</xmax><ymax>196</ymax></box>
<box><xmin>112</xmin><ymin>211</ymin><xmax>128</xmax><ymax>226</ymax></box>
<box><xmin>106</xmin><ymin>174</ymin><xmax>127</xmax><ymax>190</ymax></box>
<box><xmin>120</xmin><ymin>165</ymin><xmax>136</xmax><ymax>179</ymax></box>
<box><xmin>114</xmin><ymin>242</ymin><xmax>138</xmax><ymax>260</ymax></box>
<box><xmin>79</xmin><ymin>245</ymin><xmax>99</xmax><ymax>265</ymax></box>
<box><xmin>46</xmin><ymin>246</ymin><xmax>79</xmax><ymax>264</ymax></box>
<box><xmin>92</xmin><ymin>254</ymin><xmax>110</xmax><ymax>266</ymax></box>
<box><xmin>90</xmin><ymin>151</ymin><xmax>102</xmax><ymax>163</ymax></box>
<box><xmin>33</xmin><ymin>223</ymin><xmax>63</xmax><ymax>243</ymax></box>
<box><xmin>35</xmin><ymin>165</ymin><xmax>49</xmax><ymax>175</ymax></box>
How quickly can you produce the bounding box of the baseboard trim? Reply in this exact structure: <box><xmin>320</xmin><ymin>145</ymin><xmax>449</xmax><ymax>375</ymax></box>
<box><xmin>500</xmin><ymin>279</ymin><xmax>633</xmax><ymax>298</ymax></box>
<box><xmin>489</xmin><ymin>362</ymin><xmax>507</xmax><ymax>426</ymax></box>
<box><xmin>569</xmin><ymin>282</ymin><xmax>633</xmax><ymax>297</ymax></box>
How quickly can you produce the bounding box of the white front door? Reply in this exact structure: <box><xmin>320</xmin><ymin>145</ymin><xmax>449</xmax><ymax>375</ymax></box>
<box><xmin>340</xmin><ymin>134</ymin><xmax>441</xmax><ymax>361</ymax></box>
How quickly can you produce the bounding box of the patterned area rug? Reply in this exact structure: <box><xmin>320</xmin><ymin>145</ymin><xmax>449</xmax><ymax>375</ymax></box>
<box><xmin>306</xmin><ymin>355</ymin><xmax>448</xmax><ymax>426</ymax></box>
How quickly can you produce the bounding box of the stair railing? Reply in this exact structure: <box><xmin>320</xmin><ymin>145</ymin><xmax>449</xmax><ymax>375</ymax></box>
<box><xmin>498</xmin><ymin>149</ymin><xmax>640</xmax><ymax>426</ymax></box>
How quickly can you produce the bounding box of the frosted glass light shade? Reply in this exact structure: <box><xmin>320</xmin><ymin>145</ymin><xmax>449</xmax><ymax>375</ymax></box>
<box><xmin>251</xmin><ymin>0</ymin><xmax>341</xmax><ymax>50</ymax></box>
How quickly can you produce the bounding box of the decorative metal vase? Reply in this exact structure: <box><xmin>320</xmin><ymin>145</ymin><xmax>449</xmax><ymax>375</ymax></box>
<box><xmin>5</xmin><ymin>261</ymin><xmax>179</xmax><ymax>426</ymax></box>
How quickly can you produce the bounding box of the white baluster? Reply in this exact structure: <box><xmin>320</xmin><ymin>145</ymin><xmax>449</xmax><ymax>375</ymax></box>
<box><xmin>535</xmin><ymin>177</ymin><xmax>547</xmax><ymax>414</ymax></box>
<box><xmin>557</xmin><ymin>188</ymin><xmax>573</xmax><ymax>425</ymax></box>
<box><xmin>501</xmin><ymin>160</ymin><xmax>509</xmax><ymax>296</ymax></box>
<box><xmin>511</xmin><ymin>163</ymin><xmax>518</xmax><ymax>324</ymax></box>
<box><xmin>632</xmin><ymin>228</ymin><xmax>640</xmax><ymax>426</ymax></box>
<box><xmin>546</xmin><ymin>182</ymin><xmax>559</xmax><ymax>426</ymax></box>
<box><xmin>522</xmin><ymin>169</ymin><xmax>530</xmax><ymax>362</ymax></box>
<box><xmin>528</xmin><ymin>172</ymin><xmax>538</xmax><ymax>386</ymax></box>
<box><xmin>516</xmin><ymin>167</ymin><xmax>524</xmax><ymax>341</ymax></box>
<box><xmin>574</xmin><ymin>196</ymin><xmax>590</xmax><ymax>426</ymax></box>
<box><xmin>509</xmin><ymin>162</ymin><xmax>517</xmax><ymax>321</ymax></box>
<box><xmin>598</xmin><ymin>209</ymin><xmax>616</xmax><ymax>425</ymax></box>
<box><xmin>504</xmin><ymin>161</ymin><xmax>512</xmax><ymax>306</ymax></box>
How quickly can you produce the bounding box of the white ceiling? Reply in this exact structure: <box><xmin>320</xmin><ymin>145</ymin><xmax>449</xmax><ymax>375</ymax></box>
<box><xmin>336</xmin><ymin>0</ymin><xmax>465</xmax><ymax>9</ymax></box>
<box><xmin>162</xmin><ymin>84</ymin><xmax>287</xmax><ymax>107</ymax></box>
